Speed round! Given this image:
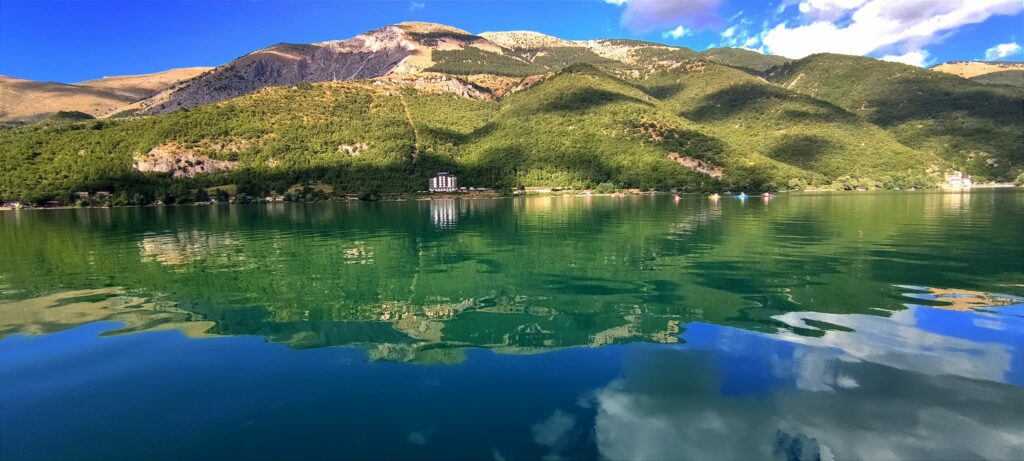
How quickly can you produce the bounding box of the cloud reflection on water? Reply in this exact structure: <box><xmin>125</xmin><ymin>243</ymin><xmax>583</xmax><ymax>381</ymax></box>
<box><xmin>593</xmin><ymin>314</ymin><xmax>1024</xmax><ymax>461</ymax></box>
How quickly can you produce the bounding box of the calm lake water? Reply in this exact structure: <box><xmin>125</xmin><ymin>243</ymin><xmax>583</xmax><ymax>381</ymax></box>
<box><xmin>1</xmin><ymin>191</ymin><xmax>1023</xmax><ymax>461</ymax></box>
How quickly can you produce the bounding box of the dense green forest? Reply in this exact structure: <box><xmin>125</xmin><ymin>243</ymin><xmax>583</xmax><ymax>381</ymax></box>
<box><xmin>2</xmin><ymin>47</ymin><xmax>1021</xmax><ymax>205</ymax></box>
<box><xmin>766</xmin><ymin>54</ymin><xmax>1024</xmax><ymax>181</ymax></box>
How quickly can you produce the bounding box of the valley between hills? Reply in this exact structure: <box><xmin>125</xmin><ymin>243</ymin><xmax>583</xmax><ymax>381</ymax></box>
<box><xmin>1</xmin><ymin>22</ymin><xmax>1022</xmax><ymax>205</ymax></box>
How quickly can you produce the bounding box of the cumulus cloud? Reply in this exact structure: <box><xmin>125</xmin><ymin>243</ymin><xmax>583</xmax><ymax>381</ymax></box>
<box><xmin>880</xmin><ymin>50</ymin><xmax>930</xmax><ymax>67</ymax></box>
<box><xmin>615</xmin><ymin>0</ymin><xmax>721</xmax><ymax>32</ymax></box>
<box><xmin>409</xmin><ymin>1</ymin><xmax>425</xmax><ymax>11</ymax></box>
<box><xmin>985</xmin><ymin>40</ymin><xmax>1023</xmax><ymax>60</ymax></box>
<box><xmin>712</xmin><ymin>22</ymin><xmax>766</xmax><ymax>52</ymax></box>
<box><xmin>762</xmin><ymin>0</ymin><xmax>1024</xmax><ymax>60</ymax></box>
<box><xmin>661</xmin><ymin>25</ymin><xmax>691</xmax><ymax>40</ymax></box>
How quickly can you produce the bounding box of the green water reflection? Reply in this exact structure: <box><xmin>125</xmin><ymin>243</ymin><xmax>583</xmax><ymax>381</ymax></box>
<box><xmin>1</xmin><ymin>191</ymin><xmax>1022</xmax><ymax>361</ymax></box>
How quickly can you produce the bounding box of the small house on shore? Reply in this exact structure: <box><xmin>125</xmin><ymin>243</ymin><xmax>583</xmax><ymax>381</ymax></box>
<box><xmin>429</xmin><ymin>172</ymin><xmax>458</xmax><ymax>192</ymax></box>
<box><xmin>944</xmin><ymin>171</ymin><xmax>973</xmax><ymax>189</ymax></box>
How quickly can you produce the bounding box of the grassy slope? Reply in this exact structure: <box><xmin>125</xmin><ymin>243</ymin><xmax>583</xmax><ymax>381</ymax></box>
<box><xmin>0</xmin><ymin>83</ymin><xmax>422</xmax><ymax>201</ymax></box>
<box><xmin>427</xmin><ymin>47</ymin><xmax>546</xmax><ymax>77</ymax></box>
<box><xmin>2</xmin><ymin>53</ymin><xmax>987</xmax><ymax>202</ymax></box>
<box><xmin>0</xmin><ymin>70</ymin><xmax>730</xmax><ymax>201</ymax></box>
<box><xmin>513</xmin><ymin>47</ymin><xmax>623</xmax><ymax>70</ymax></box>
<box><xmin>766</xmin><ymin>53</ymin><xmax>1024</xmax><ymax>180</ymax></box>
<box><xmin>970</xmin><ymin>69</ymin><xmax>1024</xmax><ymax>88</ymax></box>
<box><xmin>700</xmin><ymin>47</ymin><xmax>791</xmax><ymax>73</ymax></box>
<box><xmin>458</xmin><ymin>65</ymin><xmax>718</xmax><ymax>190</ymax></box>
<box><xmin>0</xmin><ymin>65</ymin><xmax>828</xmax><ymax>201</ymax></box>
<box><xmin>633</xmin><ymin>62</ymin><xmax>941</xmax><ymax>188</ymax></box>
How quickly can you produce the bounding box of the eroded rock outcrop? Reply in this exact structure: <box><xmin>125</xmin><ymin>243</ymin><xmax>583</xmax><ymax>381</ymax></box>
<box><xmin>133</xmin><ymin>142</ymin><xmax>239</xmax><ymax>177</ymax></box>
<box><xmin>667</xmin><ymin>152</ymin><xmax>723</xmax><ymax>178</ymax></box>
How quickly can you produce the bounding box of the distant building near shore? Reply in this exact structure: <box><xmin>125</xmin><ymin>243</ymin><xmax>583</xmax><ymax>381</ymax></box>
<box><xmin>429</xmin><ymin>172</ymin><xmax>458</xmax><ymax>192</ymax></box>
<box><xmin>944</xmin><ymin>171</ymin><xmax>973</xmax><ymax>189</ymax></box>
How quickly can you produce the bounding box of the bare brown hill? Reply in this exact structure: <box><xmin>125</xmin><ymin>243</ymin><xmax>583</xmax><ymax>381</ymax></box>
<box><xmin>76</xmin><ymin>67</ymin><xmax>211</xmax><ymax>99</ymax></box>
<box><xmin>0</xmin><ymin>67</ymin><xmax>209</xmax><ymax>122</ymax></box>
<box><xmin>931</xmin><ymin>61</ymin><xmax>1024</xmax><ymax>79</ymax></box>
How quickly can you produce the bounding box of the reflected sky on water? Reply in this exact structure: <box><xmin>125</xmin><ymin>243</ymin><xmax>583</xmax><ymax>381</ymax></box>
<box><xmin>1</xmin><ymin>190</ymin><xmax>1022</xmax><ymax>460</ymax></box>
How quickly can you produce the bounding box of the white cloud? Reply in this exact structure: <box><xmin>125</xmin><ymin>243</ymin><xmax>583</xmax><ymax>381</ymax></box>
<box><xmin>604</xmin><ymin>0</ymin><xmax>628</xmax><ymax>5</ymax></box>
<box><xmin>984</xmin><ymin>41</ymin><xmax>1022</xmax><ymax>60</ymax></box>
<box><xmin>762</xmin><ymin>0</ymin><xmax>1024</xmax><ymax>59</ymax></box>
<box><xmin>798</xmin><ymin>0</ymin><xmax>869</xmax><ymax>19</ymax></box>
<box><xmin>618</xmin><ymin>0</ymin><xmax>721</xmax><ymax>32</ymax></box>
<box><xmin>409</xmin><ymin>1</ymin><xmax>425</xmax><ymax>11</ymax></box>
<box><xmin>880</xmin><ymin>50</ymin><xmax>930</xmax><ymax>66</ymax></box>
<box><xmin>721</xmin><ymin>26</ymin><xmax>736</xmax><ymax>38</ymax></box>
<box><xmin>662</xmin><ymin>25</ymin><xmax>691</xmax><ymax>40</ymax></box>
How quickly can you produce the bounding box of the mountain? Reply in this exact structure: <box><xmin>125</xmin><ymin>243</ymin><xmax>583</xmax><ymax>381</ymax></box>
<box><xmin>0</xmin><ymin>68</ymin><xmax>209</xmax><ymax>123</ymax></box>
<box><xmin>136</xmin><ymin>26</ymin><xmax>789</xmax><ymax>114</ymax></box>
<box><xmin>1</xmin><ymin>22</ymin><xmax>1020</xmax><ymax>204</ymax></box>
<box><xmin>767</xmin><ymin>54</ymin><xmax>1024</xmax><ymax>180</ymax></box>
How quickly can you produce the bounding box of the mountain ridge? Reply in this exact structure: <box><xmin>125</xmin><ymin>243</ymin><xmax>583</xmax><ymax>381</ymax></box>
<box><xmin>1</xmin><ymin>22</ymin><xmax>1021</xmax><ymax>204</ymax></box>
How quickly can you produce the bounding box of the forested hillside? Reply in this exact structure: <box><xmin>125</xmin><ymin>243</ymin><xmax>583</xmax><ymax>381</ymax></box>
<box><xmin>2</xmin><ymin>23</ymin><xmax>1021</xmax><ymax>205</ymax></box>
<box><xmin>766</xmin><ymin>54</ymin><xmax>1024</xmax><ymax>181</ymax></box>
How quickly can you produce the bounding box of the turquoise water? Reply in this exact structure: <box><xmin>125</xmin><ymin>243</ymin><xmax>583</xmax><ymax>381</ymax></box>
<box><xmin>1</xmin><ymin>191</ymin><xmax>1023</xmax><ymax>460</ymax></box>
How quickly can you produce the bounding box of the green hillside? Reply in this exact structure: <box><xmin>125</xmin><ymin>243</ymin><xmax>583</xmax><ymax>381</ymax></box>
<box><xmin>1</xmin><ymin>60</ymin><xmax>954</xmax><ymax>204</ymax></box>
<box><xmin>766</xmin><ymin>53</ymin><xmax>1024</xmax><ymax>181</ymax></box>
<box><xmin>634</xmin><ymin>61</ymin><xmax>940</xmax><ymax>189</ymax></box>
<box><xmin>510</xmin><ymin>47</ymin><xmax>623</xmax><ymax>70</ymax></box>
<box><xmin>456</xmin><ymin>65</ymin><xmax>721</xmax><ymax>190</ymax></box>
<box><xmin>427</xmin><ymin>47</ymin><xmax>547</xmax><ymax>76</ymax></box>
<box><xmin>700</xmin><ymin>47</ymin><xmax>791</xmax><ymax>73</ymax></box>
<box><xmin>0</xmin><ymin>83</ymin><xmax>424</xmax><ymax>203</ymax></box>
<box><xmin>970</xmin><ymin>69</ymin><xmax>1024</xmax><ymax>88</ymax></box>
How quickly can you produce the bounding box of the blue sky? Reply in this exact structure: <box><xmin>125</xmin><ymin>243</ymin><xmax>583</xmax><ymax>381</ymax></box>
<box><xmin>1</xmin><ymin>0</ymin><xmax>1022</xmax><ymax>83</ymax></box>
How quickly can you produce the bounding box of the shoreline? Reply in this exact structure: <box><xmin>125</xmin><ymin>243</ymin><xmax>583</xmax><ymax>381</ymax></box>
<box><xmin>2</xmin><ymin>186</ymin><xmax>1020</xmax><ymax>211</ymax></box>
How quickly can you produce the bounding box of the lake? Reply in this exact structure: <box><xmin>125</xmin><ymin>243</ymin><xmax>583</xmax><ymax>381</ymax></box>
<box><xmin>1</xmin><ymin>191</ymin><xmax>1023</xmax><ymax>461</ymax></box>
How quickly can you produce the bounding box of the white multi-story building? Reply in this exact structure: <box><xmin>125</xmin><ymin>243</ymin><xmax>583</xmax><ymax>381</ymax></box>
<box><xmin>429</xmin><ymin>172</ymin><xmax>458</xmax><ymax>192</ymax></box>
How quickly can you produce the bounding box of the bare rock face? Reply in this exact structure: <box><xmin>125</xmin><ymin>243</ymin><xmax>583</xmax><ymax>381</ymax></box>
<box><xmin>143</xmin><ymin>26</ymin><xmax>420</xmax><ymax>114</ymax></box>
<box><xmin>142</xmin><ymin>23</ymin><xmax>513</xmax><ymax>114</ymax></box>
<box><xmin>376</xmin><ymin>73</ymin><xmax>491</xmax><ymax>99</ymax></box>
<box><xmin>667</xmin><ymin>153</ymin><xmax>723</xmax><ymax>178</ymax></box>
<box><xmin>478</xmin><ymin>31</ymin><xmax>574</xmax><ymax>50</ymax></box>
<box><xmin>133</xmin><ymin>143</ymin><xmax>239</xmax><ymax>177</ymax></box>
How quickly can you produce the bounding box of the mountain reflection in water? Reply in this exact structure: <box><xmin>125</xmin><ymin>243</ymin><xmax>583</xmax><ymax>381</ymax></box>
<box><xmin>0</xmin><ymin>191</ymin><xmax>1022</xmax><ymax>460</ymax></box>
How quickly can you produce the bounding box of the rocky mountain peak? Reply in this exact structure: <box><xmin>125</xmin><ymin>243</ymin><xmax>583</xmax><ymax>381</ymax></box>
<box><xmin>318</xmin><ymin>25</ymin><xmax>418</xmax><ymax>53</ymax></box>
<box><xmin>394</xmin><ymin>22</ymin><xmax>473</xmax><ymax>35</ymax></box>
<box><xmin>478</xmin><ymin>31</ymin><xmax>574</xmax><ymax>49</ymax></box>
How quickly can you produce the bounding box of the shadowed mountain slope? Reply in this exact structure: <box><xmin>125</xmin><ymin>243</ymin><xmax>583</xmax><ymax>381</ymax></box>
<box><xmin>767</xmin><ymin>54</ymin><xmax>1024</xmax><ymax>180</ymax></box>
